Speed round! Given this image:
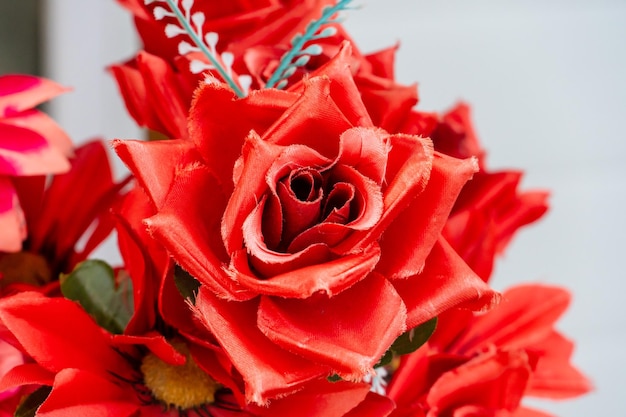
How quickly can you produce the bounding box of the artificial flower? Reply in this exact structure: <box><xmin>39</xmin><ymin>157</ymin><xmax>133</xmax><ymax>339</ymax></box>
<box><xmin>0</xmin><ymin>74</ymin><xmax>72</xmax><ymax>252</ymax></box>
<box><xmin>401</xmin><ymin>103</ymin><xmax>550</xmax><ymax>281</ymax></box>
<box><xmin>386</xmin><ymin>284</ymin><xmax>592</xmax><ymax>417</ymax></box>
<box><xmin>0</xmin><ymin>292</ymin><xmax>396</xmax><ymax>417</ymax></box>
<box><xmin>0</xmin><ymin>140</ymin><xmax>128</xmax><ymax>294</ymax></box>
<box><xmin>114</xmin><ymin>50</ymin><xmax>499</xmax><ymax>404</ymax></box>
<box><xmin>111</xmin><ymin>1</ymin><xmax>417</xmax><ymax>138</ymax></box>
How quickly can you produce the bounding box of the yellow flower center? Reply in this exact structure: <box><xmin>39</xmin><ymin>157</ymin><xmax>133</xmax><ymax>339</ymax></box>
<box><xmin>140</xmin><ymin>340</ymin><xmax>220</xmax><ymax>410</ymax></box>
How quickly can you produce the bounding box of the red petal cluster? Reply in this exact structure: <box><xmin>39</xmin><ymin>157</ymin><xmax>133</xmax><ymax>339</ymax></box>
<box><xmin>114</xmin><ymin>48</ymin><xmax>498</xmax><ymax>403</ymax></box>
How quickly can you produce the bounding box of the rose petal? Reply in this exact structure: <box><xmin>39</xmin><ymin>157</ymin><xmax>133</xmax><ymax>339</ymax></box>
<box><xmin>263</xmin><ymin>76</ymin><xmax>357</xmax><ymax>159</ymax></box>
<box><xmin>222</xmin><ymin>131</ymin><xmax>285</xmax><ymax>254</ymax></box>
<box><xmin>189</xmin><ymin>82</ymin><xmax>295</xmax><ymax>193</ymax></box>
<box><xmin>288</xmin><ymin>42</ymin><xmax>374</xmax><ymax>130</ymax></box>
<box><xmin>193</xmin><ymin>288</ymin><xmax>329</xmax><ymax>404</ymax></box>
<box><xmin>526</xmin><ymin>331</ymin><xmax>592</xmax><ymax>399</ymax></box>
<box><xmin>334</xmin><ymin>133</ymin><xmax>433</xmax><ymax>254</ymax></box>
<box><xmin>146</xmin><ymin>164</ymin><xmax>252</xmax><ymax>301</ymax></box>
<box><xmin>257</xmin><ymin>273</ymin><xmax>406</xmax><ymax>377</ymax></box>
<box><xmin>336</xmin><ymin>127</ymin><xmax>389</xmax><ymax>185</ymax></box>
<box><xmin>376</xmin><ymin>152</ymin><xmax>478</xmax><ymax>278</ymax></box>
<box><xmin>393</xmin><ymin>238</ymin><xmax>500</xmax><ymax>329</ymax></box>
<box><xmin>230</xmin><ymin>243</ymin><xmax>381</xmax><ymax>298</ymax></box>
<box><xmin>113</xmin><ymin>138</ymin><xmax>201</xmax><ymax>210</ymax></box>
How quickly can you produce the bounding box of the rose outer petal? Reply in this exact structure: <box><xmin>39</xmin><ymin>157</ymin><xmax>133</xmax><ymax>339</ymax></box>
<box><xmin>257</xmin><ymin>273</ymin><xmax>406</xmax><ymax>378</ymax></box>
<box><xmin>193</xmin><ymin>288</ymin><xmax>330</xmax><ymax>405</ymax></box>
<box><xmin>145</xmin><ymin>164</ymin><xmax>253</xmax><ymax>301</ymax></box>
<box><xmin>393</xmin><ymin>238</ymin><xmax>500</xmax><ymax>330</ymax></box>
<box><xmin>376</xmin><ymin>152</ymin><xmax>478</xmax><ymax>279</ymax></box>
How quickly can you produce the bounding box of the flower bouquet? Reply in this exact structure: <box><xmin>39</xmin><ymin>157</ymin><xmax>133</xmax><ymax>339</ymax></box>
<box><xmin>0</xmin><ymin>1</ymin><xmax>591</xmax><ymax>416</ymax></box>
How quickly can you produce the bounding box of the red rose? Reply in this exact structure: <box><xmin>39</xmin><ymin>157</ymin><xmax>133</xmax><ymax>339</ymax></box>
<box><xmin>112</xmin><ymin>0</ymin><xmax>417</xmax><ymax>139</ymax></box>
<box><xmin>114</xmin><ymin>59</ymin><xmax>498</xmax><ymax>403</ymax></box>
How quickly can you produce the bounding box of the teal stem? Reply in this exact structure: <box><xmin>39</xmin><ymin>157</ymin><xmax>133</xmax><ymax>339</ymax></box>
<box><xmin>265</xmin><ymin>0</ymin><xmax>353</xmax><ymax>89</ymax></box>
<box><xmin>164</xmin><ymin>0</ymin><xmax>245</xmax><ymax>97</ymax></box>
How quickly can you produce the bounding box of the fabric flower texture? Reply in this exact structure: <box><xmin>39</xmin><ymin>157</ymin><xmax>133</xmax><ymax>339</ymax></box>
<box><xmin>0</xmin><ymin>74</ymin><xmax>72</xmax><ymax>252</ymax></box>
<box><xmin>114</xmin><ymin>56</ymin><xmax>499</xmax><ymax>404</ymax></box>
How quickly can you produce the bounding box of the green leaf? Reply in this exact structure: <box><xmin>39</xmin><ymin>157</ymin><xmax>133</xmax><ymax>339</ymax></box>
<box><xmin>375</xmin><ymin>317</ymin><xmax>438</xmax><ymax>367</ymax></box>
<box><xmin>61</xmin><ymin>260</ymin><xmax>134</xmax><ymax>334</ymax></box>
<box><xmin>174</xmin><ymin>264</ymin><xmax>200</xmax><ymax>304</ymax></box>
<box><xmin>327</xmin><ymin>374</ymin><xmax>342</xmax><ymax>382</ymax></box>
<box><xmin>14</xmin><ymin>386</ymin><xmax>52</xmax><ymax>417</ymax></box>
<box><xmin>391</xmin><ymin>317</ymin><xmax>438</xmax><ymax>355</ymax></box>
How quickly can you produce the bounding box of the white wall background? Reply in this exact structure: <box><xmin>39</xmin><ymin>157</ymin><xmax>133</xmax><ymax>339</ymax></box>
<box><xmin>43</xmin><ymin>1</ymin><xmax>625</xmax><ymax>415</ymax></box>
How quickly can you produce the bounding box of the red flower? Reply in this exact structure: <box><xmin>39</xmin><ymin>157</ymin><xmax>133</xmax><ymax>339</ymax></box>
<box><xmin>0</xmin><ymin>74</ymin><xmax>72</xmax><ymax>252</ymax></box>
<box><xmin>111</xmin><ymin>1</ymin><xmax>417</xmax><ymax>138</ymax></box>
<box><xmin>386</xmin><ymin>285</ymin><xmax>592</xmax><ymax>417</ymax></box>
<box><xmin>0</xmin><ymin>292</ymin><xmax>396</xmax><ymax>417</ymax></box>
<box><xmin>114</xmin><ymin>53</ymin><xmax>499</xmax><ymax>404</ymax></box>
<box><xmin>0</xmin><ymin>141</ymin><xmax>128</xmax><ymax>294</ymax></box>
<box><xmin>401</xmin><ymin>103</ymin><xmax>549</xmax><ymax>281</ymax></box>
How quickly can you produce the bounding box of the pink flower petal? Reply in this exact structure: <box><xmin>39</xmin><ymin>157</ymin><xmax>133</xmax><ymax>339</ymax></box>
<box><xmin>0</xmin><ymin>75</ymin><xmax>68</xmax><ymax>116</ymax></box>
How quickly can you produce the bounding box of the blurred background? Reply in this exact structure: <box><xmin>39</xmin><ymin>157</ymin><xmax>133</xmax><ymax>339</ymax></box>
<box><xmin>1</xmin><ymin>0</ymin><xmax>624</xmax><ymax>415</ymax></box>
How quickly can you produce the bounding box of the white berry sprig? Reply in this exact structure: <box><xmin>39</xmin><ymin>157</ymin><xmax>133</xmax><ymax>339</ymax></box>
<box><xmin>145</xmin><ymin>0</ymin><xmax>252</xmax><ymax>97</ymax></box>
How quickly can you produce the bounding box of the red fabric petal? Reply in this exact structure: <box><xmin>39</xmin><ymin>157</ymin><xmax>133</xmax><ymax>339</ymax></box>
<box><xmin>229</xmin><ymin>243</ymin><xmax>381</xmax><ymax>298</ymax></box>
<box><xmin>393</xmin><ymin>238</ymin><xmax>500</xmax><ymax>329</ymax></box>
<box><xmin>257</xmin><ymin>273</ymin><xmax>406</xmax><ymax>377</ymax></box>
<box><xmin>112</xmin><ymin>138</ymin><xmax>201</xmax><ymax>210</ymax></box>
<box><xmin>249</xmin><ymin>379</ymin><xmax>371</xmax><ymax>417</ymax></box>
<box><xmin>146</xmin><ymin>164</ymin><xmax>251</xmax><ymax>300</ymax></box>
<box><xmin>343</xmin><ymin>392</ymin><xmax>396</xmax><ymax>417</ymax></box>
<box><xmin>135</xmin><ymin>51</ymin><xmax>190</xmax><ymax>139</ymax></box>
<box><xmin>188</xmin><ymin>82</ymin><xmax>295</xmax><ymax>193</ymax></box>
<box><xmin>0</xmin><ymin>293</ymin><xmax>132</xmax><ymax>378</ymax></box>
<box><xmin>113</xmin><ymin>332</ymin><xmax>185</xmax><ymax>366</ymax></box>
<box><xmin>193</xmin><ymin>288</ymin><xmax>330</xmax><ymax>404</ymax></box>
<box><xmin>37</xmin><ymin>369</ymin><xmax>139</xmax><ymax>417</ymax></box>
<box><xmin>525</xmin><ymin>331</ymin><xmax>592</xmax><ymax>399</ymax></box>
<box><xmin>426</xmin><ymin>351</ymin><xmax>532</xmax><ymax>416</ymax></box>
<box><xmin>448</xmin><ymin>285</ymin><xmax>570</xmax><ymax>355</ymax></box>
<box><xmin>264</xmin><ymin>76</ymin><xmax>360</xmax><ymax>159</ymax></box>
<box><xmin>377</xmin><ymin>152</ymin><xmax>478</xmax><ymax>279</ymax></box>
<box><xmin>334</xmin><ymin>133</ymin><xmax>433</xmax><ymax>254</ymax></box>
<box><xmin>29</xmin><ymin>141</ymin><xmax>125</xmax><ymax>273</ymax></box>
<box><xmin>0</xmin><ymin>363</ymin><xmax>54</xmax><ymax>392</ymax></box>
<box><xmin>288</xmin><ymin>42</ymin><xmax>373</xmax><ymax>130</ymax></box>
<box><xmin>221</xmin><ymin>131</ymin><xmax>285</xmax><ymax>254</ymax></box>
